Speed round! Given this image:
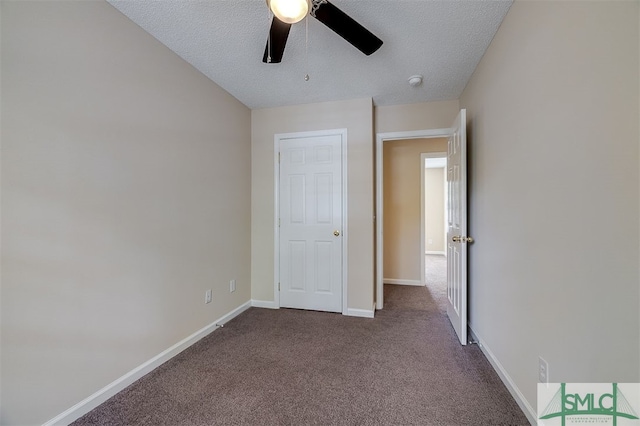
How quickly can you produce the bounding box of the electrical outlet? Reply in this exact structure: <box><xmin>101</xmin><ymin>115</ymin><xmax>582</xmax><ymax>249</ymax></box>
<box><xmin>230</xmin><ymin>279</ymin><xmax>236</xmax><ymax>293</ymax></box>
<box><xmin>428</xmin><ymin>239</ymin><xmax>433</xmax><ymax>245</ymax></box>
<box><xmin>205</xmin><ymin>289</ymin><xmax>212</xmax><ymax>304</ymax></box>
<box><xmin>539</xmin><ymin>356</ymin><xmax>549</xmax><ymax>383</ymax></box>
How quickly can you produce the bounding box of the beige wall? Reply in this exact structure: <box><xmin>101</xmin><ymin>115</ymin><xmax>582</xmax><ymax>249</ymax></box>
<box><xmin>251</xmin><ymin>99</ymin><xmax>374</xmax><ymax>311</ymax></box>
<box><xmin>375</xmin><ymin>100</ymin><xmax>459</xmax><ymax>134</ymax></box>
<box><xmin>5</xmin><ymin>1</ymin><xmax>634</xmax><ymax>425</ymax></box>
<box><xmin>425</xmin><ymin>167</ymin><xmax>445</xmax><ymax>253</ymax></box>
<box><xmin>460</xmin><ymin>0</ymin><xmax>639</xmax><ymax>417</ymax></box>
<box><xmin>1</xmin><ymin>2</ymin><xmax>251</xmax><ymax>424</ymax></box>
<box><xmin>383</xmin><ymin>138</ymin><xmax>446</xmax><ymax>282</ymax></box>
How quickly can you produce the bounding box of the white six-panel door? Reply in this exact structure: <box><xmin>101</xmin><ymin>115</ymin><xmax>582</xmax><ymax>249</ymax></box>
<box><xmin>278</xmin><ymin>132</ymin><xmax>343</xmax><ymax>313</ymax></box>
<box><xmin>446</xmin><ymin>109</ymin><xmax>468</xmax><ymax>345</ymax></box>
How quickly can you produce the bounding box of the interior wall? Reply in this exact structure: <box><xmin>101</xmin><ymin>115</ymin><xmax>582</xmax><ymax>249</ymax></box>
<box><xmin>0</xmin><ymin>2</ymin><xmax>251</xmax><ymax>424</ymax></box>
<box><xmin>425</xmin><ymin>167</ymin><xmax>445</xmax><ymax>253</ymax></box>
<box><xmin>383</xmin><ymin>138</ymin><xmax>446</xmax><ymax>282</ymax></box>
<box><xmin>374</xmin><ymin>100</ymin><xmax>459</xmax><ymax>134</ymax></box>
<box><xmin>251</xmin><ymin>98</ymin><xmax>374</xmax><ymax>311</ymax></box>
<box><xmin>460</xmin><ymin>0</ymin><xmax>639</xmax><ymax>416</ymax></box>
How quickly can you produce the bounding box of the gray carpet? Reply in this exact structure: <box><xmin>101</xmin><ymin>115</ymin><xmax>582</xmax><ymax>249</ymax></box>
<box><xmin>72</xmin><ymin>255</ymin><xmax>529</xmax><ymax>425</ymax></box>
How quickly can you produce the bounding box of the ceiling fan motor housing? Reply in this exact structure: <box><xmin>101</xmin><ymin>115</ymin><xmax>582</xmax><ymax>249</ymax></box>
<box><xmin>263</xmin><ymin>0</ymin><xmax>383</xmax><ymax>64</ymax></box>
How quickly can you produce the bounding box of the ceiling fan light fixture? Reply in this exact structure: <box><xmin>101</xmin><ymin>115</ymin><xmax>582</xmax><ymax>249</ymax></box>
<box><xmin>267</xmin><ymin>0</ymin><xmax>310</xmax><ymax>24</ymax></box>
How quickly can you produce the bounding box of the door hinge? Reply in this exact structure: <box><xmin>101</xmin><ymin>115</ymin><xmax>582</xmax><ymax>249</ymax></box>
<box><xmin>278</xmin><ymin>282</ymin><xmax>280</xmax><ymax>291</ymax></box>
<box><xmin>278</xmin><ymin>218</ymin><xmax>280</xmax><ymax>227</ymax></box>
<box><xmin>278</xmin><ymin>152</ymin><xmax>280</xmax><ymax>163</ymax></box>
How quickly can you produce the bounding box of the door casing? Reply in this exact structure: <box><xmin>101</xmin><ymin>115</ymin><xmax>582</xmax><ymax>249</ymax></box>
<box><xmin>274</xmin><ymin>129</ymin><xmax>348</xmax><ymax>314</ymax></box>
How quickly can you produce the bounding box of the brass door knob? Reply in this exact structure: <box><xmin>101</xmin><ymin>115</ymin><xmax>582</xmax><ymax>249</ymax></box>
<box><xmin>453</xmin><ymin>235</ymin><xmax>474</xmax><ymax>243</ymax></box>
<box><xmin>334</xmin><ymin>230</ymin><xmax>340</xmax><ymax>237</ymax></box>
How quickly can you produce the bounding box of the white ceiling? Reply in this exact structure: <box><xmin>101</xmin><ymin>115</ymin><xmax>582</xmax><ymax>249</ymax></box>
<box><xmin>107</xmin><ymin>0</ymin><xmax>513</xmax><ymax>110</ymax></box>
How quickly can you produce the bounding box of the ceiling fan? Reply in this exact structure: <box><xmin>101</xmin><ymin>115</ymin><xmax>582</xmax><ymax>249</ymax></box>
<box><xmin>263</xmin><ymin>0</ymin><xmax>383</xmax><ymax>64</ymax></box>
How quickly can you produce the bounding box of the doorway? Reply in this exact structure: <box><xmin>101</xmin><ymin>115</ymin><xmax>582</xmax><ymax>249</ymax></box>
<box><xmin>375</xmin><ymin>129</ymin><xmax>450</xmax><ymax>310</ymax></box>
<box><xmin>376</xmin><ymin>110</ymin><xmax>469</xmax><ymax>346</ymax></box>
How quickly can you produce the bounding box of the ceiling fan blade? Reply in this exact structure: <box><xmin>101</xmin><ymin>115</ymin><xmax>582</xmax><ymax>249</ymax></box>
<box><xmin>262</xmin><ymin>17</ymin><xmax>291</xmax><ymax>64</ymax></box>
<box><xmin>311</xmin><ymin>1</ymin><xmax>383</xmax><ymax>56</ymax></box>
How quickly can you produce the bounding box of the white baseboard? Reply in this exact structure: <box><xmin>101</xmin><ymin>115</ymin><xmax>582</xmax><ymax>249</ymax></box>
<box><xmin>346</xmin><ymin>306</ymin><xmax>375</xmax><ymax>318</ymax></box>
<box><xmin>383</xmin><ymin>278</ymin><xmax>423</xmax><ymax>286</ymax></box>
<box><xmin>252</xmin><ymin>298</ymin><xmax>373</xmax><ymax>318</ymax></box>
<box><xmin>468</xmin><ymin>325</ymin><xmax>536</xmax><ymax>425</ymax></box>
<box><xmin>44</xmin><ymin>300</ymin><xmax>252</xmax><ymax>426</ymax></box>
<box><xmin>251</xmin><ymin>299</ymin><xmax>279</xmax><ymax>309</ymax></box>
<box><xmin>425</xmin><ymin>251</ymin><xmax>446</xmax><ymax>256</ymax></box>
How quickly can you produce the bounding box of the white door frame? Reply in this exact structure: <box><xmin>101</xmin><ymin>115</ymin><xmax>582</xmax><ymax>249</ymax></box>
<box><xmin>274</xmin><ymin>128</ymin><xmax>349</xmax><ymax>315</ymax></box>
<box><xmin>376</xmin><ymin>128</ymin><xmax>451</xmax><ymax>310</ymax></box>
<box><xmin>421</xmin><ymin>152</ymin><xmax>447</xmax><ymax>285</ymax></box>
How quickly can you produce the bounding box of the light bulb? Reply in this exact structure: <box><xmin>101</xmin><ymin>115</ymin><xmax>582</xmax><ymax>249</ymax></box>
<box><xmin>267</xmin><ymin>0</ymin><xmax>310</xmax><ymax>24</ymax></box>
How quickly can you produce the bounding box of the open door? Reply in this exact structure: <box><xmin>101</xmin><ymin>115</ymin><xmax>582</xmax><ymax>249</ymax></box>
<box><xmin>446</xmin><ymin>109</ymin><xmax>471</xmax><ymax>345</ymax></box>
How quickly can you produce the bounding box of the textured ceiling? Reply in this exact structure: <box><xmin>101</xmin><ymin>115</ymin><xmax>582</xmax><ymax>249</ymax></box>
<box><xmin>107</xmin><ymin>0</ymin><xmax>513</xmax><ymax>109</ymax></box>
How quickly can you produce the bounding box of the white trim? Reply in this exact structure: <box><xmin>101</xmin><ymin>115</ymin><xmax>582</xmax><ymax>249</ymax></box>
<box><xmin>420</xmin><ymin>153</ymin><xmax>426</xmax><ymax>286</ymax></box>
<box><xmin>274</xmin><ymin>135</ymin><xmax>281</xmax><ymax>309</ymax></box>
<box><xmin>251</xmin><ymin>299</ymin><xmax>279</xmax><ymax>309</ymax></box>
<box><xmin>468</xmin><ymin>326</ymin><xmax>536</xmax><ymax>426</ymax></box>
<box><xmin>274</xmin><ymin>129</ymin><xmax>348</xmax><ymax>315</ymax></box>
<box><xmin>376</xmin><ymin>128</ymin><xmax>452</xmax><ymax>310</ymax></box>
<box><xmin>425</xmin><ymin>251</ymin><xmax>446</xmax><ymax>256</ymax></box>
<box><xmin>43</xmin><ymin>301</ymin><xmax>252</xmax><ymax>426</ymax></box>
<box><xmin>383</xmin><ymin>279</ymin><xmax>424</xmax><ymax>286</ymax></box>
<box><xmin>346</xmin><ymin>307</ymin><xmax>375</xmax><ymax>318</ymax></box>
<box><xmin>340</xmin><ymin>131</ymin><xmax>349</xmax><ymax>316</ymax></box>
<box><xmin>443</xmin><ymin>166</ymin><xmax>447</xmax><ymax>251</ymax></box>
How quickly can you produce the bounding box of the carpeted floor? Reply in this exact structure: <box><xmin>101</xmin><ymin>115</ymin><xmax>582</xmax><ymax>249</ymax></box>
<box><xmin>72</xmin><ymin>255</ymin><xmax>529</xmax><ymax>425</ymax></box>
